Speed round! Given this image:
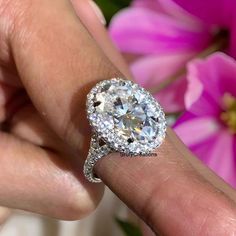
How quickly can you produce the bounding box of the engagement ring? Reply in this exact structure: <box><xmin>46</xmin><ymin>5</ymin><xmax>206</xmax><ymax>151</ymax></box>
<box><xmin>84</xmin><ymin>78</ymin><xmax>167</xmax><ymax>183</ymax></box>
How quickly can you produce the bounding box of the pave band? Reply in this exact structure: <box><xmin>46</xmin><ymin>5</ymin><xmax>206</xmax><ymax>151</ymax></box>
<box><xmin>83</xmin><ymin>134</ymin><xmax>112</xmax><ymax>183</ymax></box>
<box><xmin>83</xmin><ymin>78</ymin><xmax>167</xmax><ymax>183</ymax></box>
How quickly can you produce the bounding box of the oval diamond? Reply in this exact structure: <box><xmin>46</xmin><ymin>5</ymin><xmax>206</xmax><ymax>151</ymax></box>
<box><xmin>86</xmin><ymin>79</ymin><xmax>166</xmax><ymax>154</ymax></box>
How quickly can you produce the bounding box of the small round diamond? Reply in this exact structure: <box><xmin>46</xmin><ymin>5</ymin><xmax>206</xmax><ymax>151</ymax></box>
<box><xmin>86</xmin><ymin>78</ymin><xmax>166</xmax><ymax>155</ymax></box>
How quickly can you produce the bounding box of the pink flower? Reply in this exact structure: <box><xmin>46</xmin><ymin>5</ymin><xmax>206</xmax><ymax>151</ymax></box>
<box><xmin>174</xmin><ymin>0</ymin><xmax>236</xmax><ymax>56</ymax></box>
<box><xmin>109</xmin><ymin>0</ymin><xmax>236</xmax><ymax>113</ymax></box>
<box><xmin>174</xmin><ymin>53</ymin><xmax>236</xmax><ymax>187</ymax></box>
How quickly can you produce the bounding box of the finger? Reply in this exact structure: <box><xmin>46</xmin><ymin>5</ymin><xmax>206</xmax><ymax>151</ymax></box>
<box><xmin>7</xmin><ymin>0</ymin><xmax>131</xmax><ymax>150</ymax></box>
<box><xmin>10</xmin><ymin>104</ymin><xmax>71</xmax><ymax>154</ymax></box>
<box><xmin>8</xmin><ymin>0</ymin><xmax>123</xmax><ymax>157</ymax></box>
<box><xmin>3</xmin><ymin>0</ymin><xmax>120</xmax><ymax>218</ymax></box>
<box><xmin>70</xmin><ymin>0</ymin><xmax>131</xmax><ymax>78</ymax></box>
<box><xmin>0</xmin><ymin>132</ymin><xmax>103</xmax><ymax>220</ymax></box>
<box><xmin>95</xmin><ymin>129</ymin><xmax>236</xmax><ymax>235</ymax></box>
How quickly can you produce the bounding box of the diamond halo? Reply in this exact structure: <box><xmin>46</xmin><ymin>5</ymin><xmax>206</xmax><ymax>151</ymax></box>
<box><xmin>84</xmin><ymin>78</ymin><xmax>167</xmax><ymax>183</ymax></box>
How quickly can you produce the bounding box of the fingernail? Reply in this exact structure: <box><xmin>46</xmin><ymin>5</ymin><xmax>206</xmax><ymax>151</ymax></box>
<box><xmin>88</xmin><ymin>0</ymin><xmax>106</xmax><ymax>25</ymax></box>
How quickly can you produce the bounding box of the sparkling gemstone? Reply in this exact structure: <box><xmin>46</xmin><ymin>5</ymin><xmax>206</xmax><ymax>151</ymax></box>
<box><xmin>85</xmin><ymin>79</ymin><xmax>166</xmax><ymax>184</ymax></box>
<box><xmin>87</xmin><ymin>79</ymin><xmax>165</xmax><ymax>154</ymax></box>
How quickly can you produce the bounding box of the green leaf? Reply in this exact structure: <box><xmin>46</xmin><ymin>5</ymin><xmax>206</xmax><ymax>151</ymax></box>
<box><xmin>94</xmin><ymin>0</ymin><xmax>132</xmax><ymax>24</ymax></box>
<box><xmin>115</xmin><ymin>217</ymin><xmax>142</xmax><ymax>236</ymax></box>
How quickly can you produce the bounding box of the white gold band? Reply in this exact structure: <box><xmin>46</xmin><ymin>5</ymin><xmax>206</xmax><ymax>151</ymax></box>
<box><xmin>83</xmin><ymin>134</ymin><xmax>112</xmax><ymax>183</ymax></box>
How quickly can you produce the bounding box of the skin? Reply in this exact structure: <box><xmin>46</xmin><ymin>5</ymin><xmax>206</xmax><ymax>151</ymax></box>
<box><xmin>0</xmin><ymin>0</ymin><xmax>236</xmax><ymax>235</ymax></box>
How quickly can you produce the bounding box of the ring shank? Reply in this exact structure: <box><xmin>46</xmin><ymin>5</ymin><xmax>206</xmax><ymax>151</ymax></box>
<box><xmin>83</xmin><ymin>134</ymin><xmax>112</xmax><ymax>183</ymax></box>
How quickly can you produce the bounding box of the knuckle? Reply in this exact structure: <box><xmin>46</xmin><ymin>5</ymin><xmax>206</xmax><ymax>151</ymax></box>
<box><xmin>0</xmin><ymin>0</ymin><xmax>30</xmax><ymax>32</ymax></box>
<box><xmin>6</xmin><ymin>1</ymin><xmax>33</xmax><ymax>46</ymax></box>
<box><xmin>0</xmin><ymin>0</ymin><xmax>13</xmax><ymax>18</ymax></box>
<box><xmin>0</xmin><ymin>0</ymin><xmax>33</xmax><ymax>60</ymax></box>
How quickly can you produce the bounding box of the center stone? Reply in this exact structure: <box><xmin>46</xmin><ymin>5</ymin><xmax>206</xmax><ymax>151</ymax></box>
<box><xmin>94</xmin><ymin>82</ymin><xmax>159</xmax><ymax>146</ymax></box>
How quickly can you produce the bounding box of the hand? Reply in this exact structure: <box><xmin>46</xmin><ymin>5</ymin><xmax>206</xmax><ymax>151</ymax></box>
<box><xmin>0</xmin><ymin>0</ymin><xmax>236</xmax><ymax>235</ymax></box>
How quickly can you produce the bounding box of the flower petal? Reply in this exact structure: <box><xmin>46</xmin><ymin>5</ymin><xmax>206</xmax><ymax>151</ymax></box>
<box><xmin>175</xmin><ymin>114</ymin><xmax>236</xmax><ymax>187</ymax></box>
<box><xmin>131</xmin><ymin>52</ymin><xmax>193</xmax><ymax>87</ymax></box>
<box><xmin>132</xmin><ymin>0</ymin><xmax>164</xmax><ymax>12</ymax></box>
<box><xmin>184</xmin><ymin>61</ymin><xmax>220</xmax><ymax>116</ymax></box>
<box><xmin>184</xmin><ymin>63</ymin><xmax>203</xmax><ymax>109</ymax></box>
<box><xmin>192</xmin><ymin>131</ymin><xmax>236</xmax><ymax>188</ymax></box>
<box><xmin>109</xmin><ymin>8</ymin><xmax>211</xmax><ymax>55</ymax></box>
<box><xmin>174</xmin><ymin>116</ymin><xmax>220</xmax><ymax>146</ymax></box>
<box><xmin>184</xmin><ymin>53</ymin><xmax>236</xmax><ymax>116</ymax></box>
<box><xmin>157</xmin><ymin>0</ymin><xmax>208</xmax><ymax>26</ymax></box>
<box><xmin>173</xmin><ymin>0</ymin><xmax>235</xmax><ymax>27</ymax></box>
<box><xmin>153</xmin><ymin>78</ymin><xmax>186</xmax><ymax>112</ymax></box>
<box><xmin>186</xmin><ymin>56</ymin><xmax>222</xmax><ymax>104</ymax></box>
<box><xmin>229</xmin><ymin>15</ymin><xmax>236</xmax><ymax>58</ymax></box>
<box><xmin>133</xmin><ymin>0</ymin><xmax>202</xmax><ymax>26</ymax></box>
<box><xmin>130</xmin><ymin>52</ymin><xmax>193</xmax><ymax>112</ymax></box>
